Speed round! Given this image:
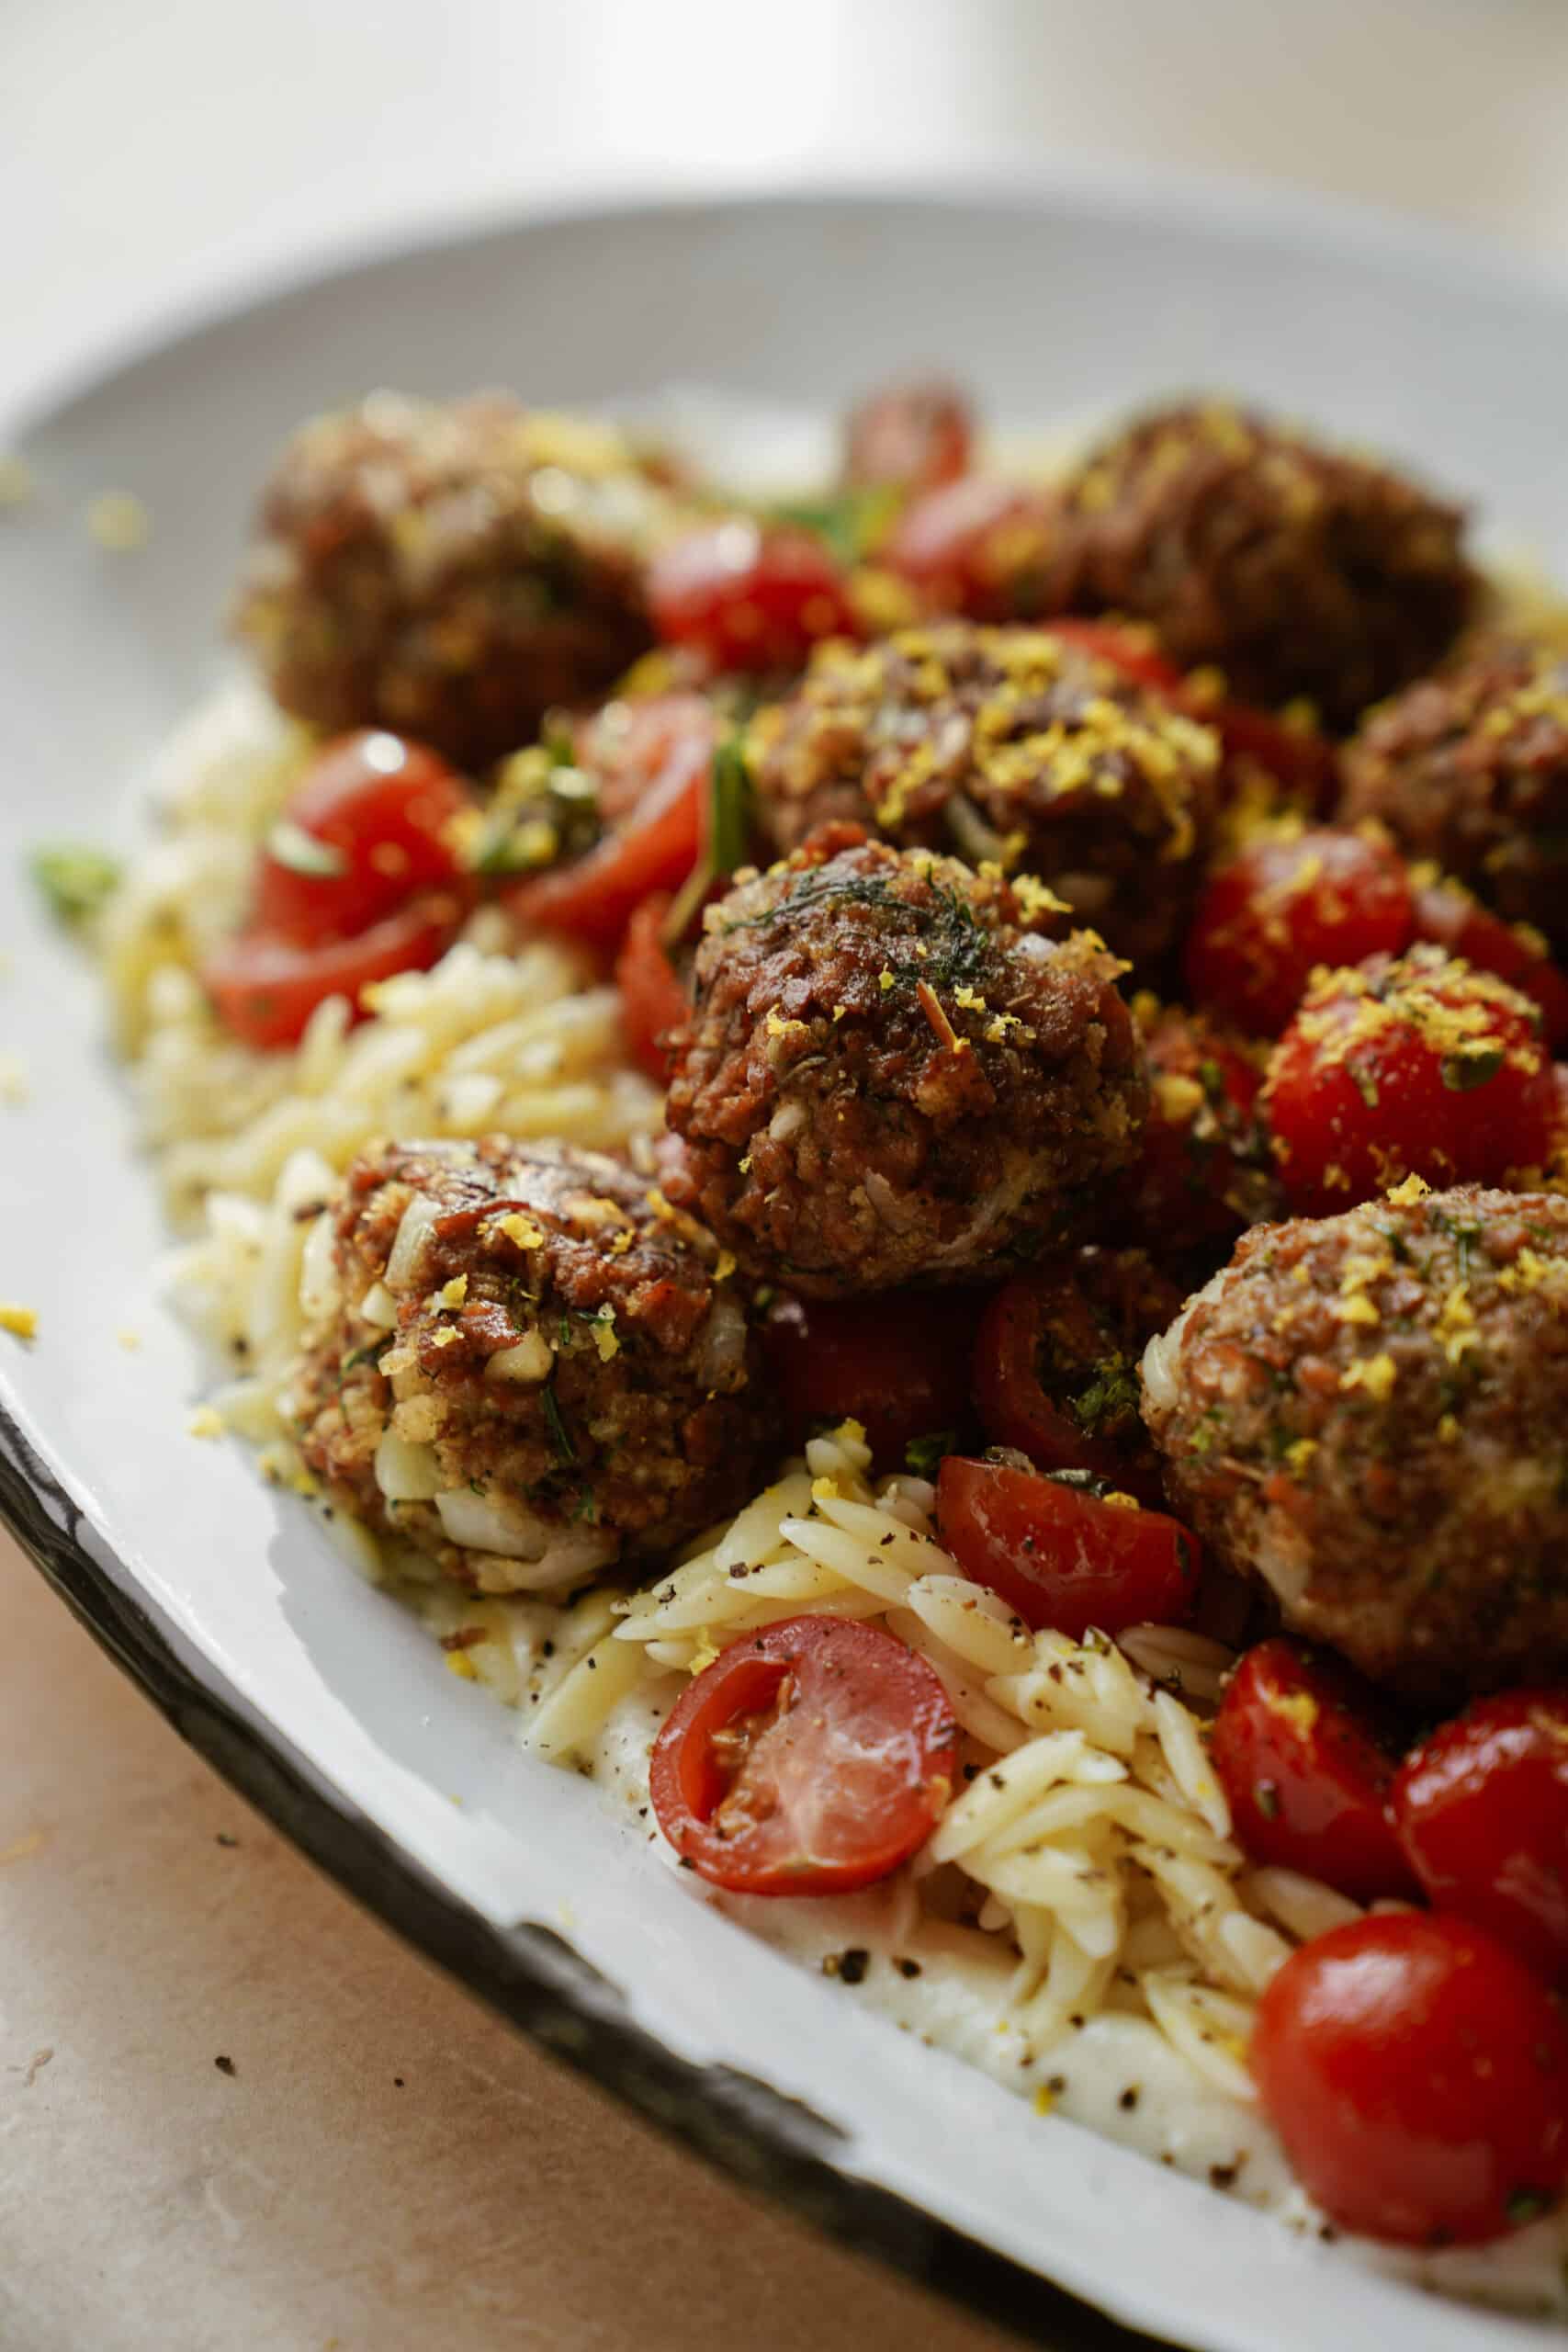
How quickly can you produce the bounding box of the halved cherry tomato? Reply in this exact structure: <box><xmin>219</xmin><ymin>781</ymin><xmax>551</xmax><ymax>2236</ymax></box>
<box><xmin>1186</xmin><ymin>829</ymin><xmax>1416</xmax><ymax>1036</ymax></box>
<box><xmin>649</xmin><ymin>1613</ymin><xmax>960</xmax><ymax>1895</ymax></box>
<box><xmin>842</xmin><ymin>378</ymin><xmax>973</xmax><ymax>495</ymax></box>
<box><xmin>1264</xmin><ymin>945</ymin><xmax>1557</xmax><ymax>1216</ymax></box>
<box><xmin>935</xmin><ymin>1456</ymin><xmax>1199</xmax><ymax>1637</ymax></box>
<box><xmin>505</xmin><ymin>718</ymin><xmax>707</xmax><ymax>949</ymax></box>
<box><xmin>615</xmin><ymin>894</ymin><xmax>688</xmax><ymax>1083</ymax></box>
<box><xmin>1413</xmin><ymin>876</ymin><xmax>1568</xmax><ymax>1051</ymax></box>
<box><xmin>253</xmin><ymin>730</ymin><xmax>474</xmax><ymax>943</ymax></box>
<box><xmin>972</xmin><ymin>1257</ymin><xmax>1179</xmax><ymax>1503</ymax></box>
<box><xmin>1252</xmin><ymin>1913</ymin><xmax>1568</xmax><ymax>2246</ymax></box>
<box><xmin>762</xmin><ymin>1286</ymin><xmax>986</xmax><ymax>1467</ymax></box>
<box><xmin>576</xmin><ymin>692</ymin><xmax>719</xmax><ymax>832</ymax></box>
<box><xmin>883</xmin><ymin>476</ymin><xmax>1056</xmax><ymax>621</ymax></box>
<box><xmin>647</xmin><ymin>522</ymin><xmax>858</xmax><ymax>674</ymax></box>
<box><xmin>204</xmin><ymin>891</ymin><xmax>464</xmax><ymax>1050</ymax></box>
<box><xmin>1393</xmin><ymin>1689</ymin><xmax>1568</xmax><ymax>1983</ymax></box>
<box><xmin>1211</xmin><ymin>1639</ymin><xmax>1415</xmax><ymax>1902</ymax></box>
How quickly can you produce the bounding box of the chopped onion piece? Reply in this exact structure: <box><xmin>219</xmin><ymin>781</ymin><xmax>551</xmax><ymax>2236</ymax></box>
<box><xmin>374</xmin><ymin>1428</ymin><xmax>444</xmax><ymax>1502</ymax></box>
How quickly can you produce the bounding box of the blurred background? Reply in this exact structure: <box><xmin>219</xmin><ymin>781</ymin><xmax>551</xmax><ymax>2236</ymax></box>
<box><xmin>5</xmin><ymin>4</ymin><xmax>1567</xmax><ymax>2346</ymax></box>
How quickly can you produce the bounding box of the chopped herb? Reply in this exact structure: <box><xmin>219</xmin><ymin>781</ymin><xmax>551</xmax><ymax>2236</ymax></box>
<box><xmin>266</xmin><ymin>819</ymin><xmax>346</xmax><ymax>877</ymax></box>
<box><xmin>1067</xmin><ymin>1356</ymin><xmax>1140</xmax><ymax>1438</ymax></box>
<box><xmin>905</xmin><ymin>1430</ymin><xmax>958</xmax><ymax>1479</ymax></box>
<box><xmin>1506</xmin><ymin>2188</ymin><xmax>1551</xmax><ymax>2228</ymax></box>
<box><xmin>542</xmin><ymin>1378</ymin><xmax>578</xmax><ymax>1464</ymax></box>
<box><xmin>663</xmin><ymin>731</ymin><xmax>753</xmax><ymax>946</ymax></box>
<box><xmin>767</xmin><ymin>484</ymin><xmax>900</xmax><ymax>566</ymax></box>
<box><xmin>1441</xmin><ymin>1046</ymin><xmax>1505</xmax><ymax>1092</ymax></box>
<box><xmin>31</xmin><ymin>842</ymin><xmax>122</xmax><ymax>921</ymax></box>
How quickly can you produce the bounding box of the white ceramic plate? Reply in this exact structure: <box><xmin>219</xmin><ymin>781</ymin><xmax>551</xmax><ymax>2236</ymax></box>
<box><xmin>5</xmin><ymin>181</ymin><xmax>1567</xmax><ymax>2352</ymax></box>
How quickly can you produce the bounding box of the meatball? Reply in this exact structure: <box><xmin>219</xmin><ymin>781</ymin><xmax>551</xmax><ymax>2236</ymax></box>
<box><xmin>1047</xmin><ymin>401</ymin><xmax>1476</xmax><ymax>728</ymax></box>
<box><xmin>289</xmin><ymin>1137</ymin><xmax>768</xmax><ymax>1591</ymax></box>
<box><xmin>1338</xmin><ymin>636</ymin><xmax>1568</xmax><ymax>956</ymax></box>
<box><xmin>1142</xmin><ymin>1183</ymin><xmax>1568</xmax><ymax>1702</ymax></box>
<box><xmin>235</xmin><ymin>393</ymin><xmax>674</xmax><ymax>768</ymax></box>
<box><xmin>747</xmin><ymin>624</ymin><xmax>1220</xmax><ymax>965</ymax></box>
<box><xmin>663</xmin><ymin>824</ymin><xmax>1146</xmax><ymax>1295</ymax></box>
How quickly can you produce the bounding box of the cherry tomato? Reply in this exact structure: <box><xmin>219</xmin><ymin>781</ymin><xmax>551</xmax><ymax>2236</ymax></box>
<box><xmin>649</xmin><ymin>1613</ymin><xmax>960</xmax><ymax>1895</ymax></box>
<box><xmin>250</xmin><ymin>731</ymin><xmax>473</xmax><ymax>944</ymax></box>
<box><xmin>1041</xmin><ymin>617</ymin><xmax>1184</xmax><ymax>697</ymax></box>
<box><xmin>935</xmin><ymin>1456</ymin><xmax>1199</xmax><ymax>1637</ymax></box>
<box><xmin>1252</xmin><ymin>1913</ymin><xmax>1568</xmax><ymax>2245</ymax></box>
<box><xmin>614</xmin><ymin>895</ymin><xmax>688</xmax><ymax>1083</ymax></box>
<box><xmin>1186</xmin><ymin>829</ymin><xmax>1416</xmax><ymax>1036</ymax></box>
<box><xmin>1264</xmin><ymin>945</ymin><xmax>1557</xmax><ymax>1216</ymax></box>
<box><xmin>972</xmin><ymin>1256</ymin><xmax>1179</xmax><ymax>1502</ymax></box>
<box><xmin>1211</xmin><ymin>1639</ymin><xmax>1415</xmax><ymax>1902</ymax></box>
<box><xmin>576</xmin><ymin>692</ymin><xmax>719</xmax><ymax>832</ymax></box>
<box><xmin>1413</xmin><ymin>876</ymin><xmax>1568</xmax><ymax>1051</ymax></box>
<box><xmin>204</xmin><ymin>892</ymin><xmax>464</xmax><ymax>1050</ymax></box>
<box><xmin>761</xmin><ymin>1286</ymin><xmax>985</xmax><ymax>1467</ymax></box>
<box><xmin>1125</xmin><ymin>1007</ymin><xmax>1269</xmax><ymax>1253</ymax></box>
<box><xmin>883</xmin><ymin>476</ymin><xmax>1057</xmax><ymax>621</ymax></box>
<box><xmin>1393</xmin><ymin>1689</ymin><xmax>1568</xmax><ymax>1983</ymax></box>
<box><xmin>647</xmin><ymin>522</ymin><xmax>858</xmax><ymax>674</ymax></box>
<box><xmin>505</xmin><ymin>716</ymin><xmax>708</xmax><ymax>949</ymax></box>
<box><xmin>841</xmin><ymin>378</ymin><xmax>974</xmax><ymax>495</ymax></box>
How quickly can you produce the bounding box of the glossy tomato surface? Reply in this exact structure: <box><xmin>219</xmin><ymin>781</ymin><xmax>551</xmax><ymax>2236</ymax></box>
<box><xmin>614</xmin><ymin>894</ymin><xmax>687</xmax><ymax>1083</ymax></box>
<box><xmin>1187</xmin><ymin>828</ymin><xmax>1415</xmax><ymax>1036</ymax></box>
<box><xmin>204</xmin><ymin>893</ymin><xmax>465</xmax><ymax>1049</ymax></box>
<box><xmin>1252</xmin><ymin>1913</ymin><xmax>1568</xmax><ymax>2246</ymax></box>
<box><xmin>935</xmin><ymin>1457</ymin><xmax>1198</xmax><ymax>1637</ymax></box>
<box><xmin>883</xmin><ymin>476</ymin><xmax>1055</xmax><ymax>621</ymax></box>
<box><xmin>647</xmin><ymin>521</ymin><xmax>858</xmax><ymax>673</ymax></box>
<box><xmin>1413</xmin><ymin>876</ymin><xmax>1568</xmax><ymax>1051</ymax></box>
<box><xmin>649</xmin><ymin>1614</ymin><xmax>960</xmax><ymax>1895</ymax></box>
<box><xmin>253</xmin><ymin>730</ymin><xmax>473</xmax><ymax>942</ymax></box>
<box><xmin>762</xmin><ymin>1287</ymin><xmax>985</xmax><ymax>1467</ymax></box>
<box><xmin>505</xmin><ymin>723</ymin><xmax>705</xmax><ymax>948</ymax></box>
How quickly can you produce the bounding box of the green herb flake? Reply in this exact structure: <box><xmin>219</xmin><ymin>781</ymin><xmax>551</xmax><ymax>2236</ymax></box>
<box><xmin>542</xmin><ymin>1378</ymin><xmax>578</xmax><ymax>1465</ymax></box>
<box><xmin>266</xmin><ymin>819</ymin><xmax>347</xmax><ymax>878</ymax></box>
<box><xmin>31</xmin><ymin>842</ymin><xmax>122</xmax><ymax>921</ymax></box>
<box><xmin>1441</xmin><ymin>1046</ymin><xmax>1506</xmax><ymax>1092</ymax></box>
<box><xmin>905</xmin><ymin>1430</ymin><xmax>958</xmax><ymax>1479</ymax></box>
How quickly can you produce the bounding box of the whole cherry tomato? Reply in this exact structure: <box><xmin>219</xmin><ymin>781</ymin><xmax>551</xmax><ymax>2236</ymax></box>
<box><xmin>1393</xmin><ymin>1688</ymin><xmax>1568</xmax><ymax>1983</ymax></box>
<box><xmin>1186</xmin><ymin>828</ymin><xmax>1416</xmax><ymax>1036</ymax></box>
<box><xmin>649</xmin><ymin>1613</ymin><xmax>960</xmax><ymax>1895</ymax></box>
<box><xmin>1252</xmin><ymin>1913</ymin><xmax>1568</xmax><ymax>2246</ymax></box>
<box><xmin>883</xmin><ymin>476</ymin><xmax>1057</xmax><ymax>621</ymax></box>
<box><xmin>1413</xmin><ymin>876</ymin><xmax>1568</xmax><ymax>1052</ymax></box>
<box><xmin>647</xmin><ymin>522</ymin><xmax>858</xmax><ymax>673</ymax></box>
<box><xmin>936</xmin><ymin>1456</ymin><xmax>1199</xmax><ymax>1637</ymax></box>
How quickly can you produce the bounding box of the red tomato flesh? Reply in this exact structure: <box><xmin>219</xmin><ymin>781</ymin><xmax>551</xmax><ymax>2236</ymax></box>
<box><xmin>761</xmin><ymin>1286</ymin><xmax>985</xmax><ymax>1468</ymax></box>
<box><xmin>935</xmin><ymin>1456</ymin><xmax>1199</xmax><ymax>1637</ymax></box>
<box><xmin>1413</xmin><ymin>876</ymin><xmax>1568</xmax><ymax>1052</ymax></box>
<box><xmin>253</xmin><ymin>730</ymin><xmax>473</xmax><ymax>943</ymax></box>
<box><xmin>649</xmin><ymin>1614</ymin><xmax>960</xmax><ymax>1895</ymax></box>
<box><xmin>505</xmin><ymin>718</ymin><xmax>706</xmax><ymax>949</ymax></box>
<box><xmin>1252</xmin><ymin>1913</ymin><xmax>1568</xmax><ymax>2245</ymax></box>
<box><xmin>1211</xmin><ymin>1638</ymin><xmax>1416</xmax><ymax>1902</ymax></box>
<box><xmin>1264</xmin><ymin>946</ymin><xmax>1557</xmax><ymax>1216</ymax></box>
<box><xmin>204</xmin><ymin>892</ymin><xmax>464</xmax><ymax>1050</ymax></box>
<box><xmin>883</xmin><ymin>476</ymin><xmax>1057</xmax><ymax>621</ymax></box>
<box><xmin>971</xmin><ymin>1264</ymin><xmax>1176</xmax><ymax>1504</ymax></box>
<box><xmin>1186</xmin><ymin>829</ymin><xmax>1416</xmax><ymax>1037</ymax></box>
<box><xmin>1393</xmin><ymin>1689</ymin><xmax>1568</xmax><ymax>1983</ymax></box>
<box><xmin>647</xmin><ymin>521</ymin><xmax>858</xmax><ymax>674</ymax></box>
<box><xmin>842</xmin><ymin>378</ymin><xmax>974</xmax><ymax>495</ymax></box>
<box><xmin>614</xmin><ymin>894</ymin><xmax>688</xmax><ymax>1084</ymax></box>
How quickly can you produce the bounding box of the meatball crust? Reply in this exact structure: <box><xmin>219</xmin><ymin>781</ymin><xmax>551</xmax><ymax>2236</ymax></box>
<box><xmin>235</xmin><ymin>393</ymin><xmax>673</xmax><ymax>768</ymax></box>
<box><xmin>1338</xmin><ymin>637</ymin><xmax>1568</xmax><ymax>956</ymax></box>
<box><xmin>290</xmin><ymin>1137</ymin><xmax>768</xmax><ymax>1591</ymax></box>
<box><xmin>1047</xmin><ymin>402</ymin><xmax>1475</xmax><ymax>728</ymax></box>
<box><xmin>748</xmin><ymin>624</ymin><xmax>1220</xmax><ymax>965</ymax></box>
<box><xmin>663</xmin><ymin>825</ymin><xmax>1147</xmax><ymax>1296</ymax></box>
<box><xmin>1142</xmin><ymin>1184</ymin><xmax>1568</xmax><ymax>1702</ymax></box>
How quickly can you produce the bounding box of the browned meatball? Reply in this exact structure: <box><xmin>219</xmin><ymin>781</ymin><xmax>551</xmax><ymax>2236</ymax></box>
<box><xmin>1338</xmin><ymin>636</ymin><xmax>1568</xmax><ymax>955</ymax></box>
<box><xmin>235</xmin><ymin>394</ymin><xmax>676</xmax><ymax>768</ymax></box>
<box><xmin>289</xmin><ymin>1137</ymin><xmax>769</xmax><ymax>1591</ymax></box>
<box><xmin>663</xmin><ymin>825</ymin><xmax>1146</xmax><ymax>1296</ymax></box>
<box><xmin>1141</xmin><ymin>1184</ymin><xmax>1568</xmax><ymax>1702</ymax></box>
<box><xmin>1047</xmin><ymin>401</ymin><xmax>1476</xmax><ymax>728</ymax></box>
<box><xmin>747</xmin><ymin>624</ymin><xmax>1220</xmax><ymax>965</ymax></box>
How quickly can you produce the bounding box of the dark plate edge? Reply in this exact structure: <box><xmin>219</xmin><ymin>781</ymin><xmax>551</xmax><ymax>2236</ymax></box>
<box><xmin>0</xmin><ymin>1399</ymin><xmax>1173</xmax><ymax>2352</ymax></box>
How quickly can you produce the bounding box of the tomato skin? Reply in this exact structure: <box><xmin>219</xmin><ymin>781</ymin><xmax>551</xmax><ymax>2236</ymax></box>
<box><xmin>1413</xmin><ymin>877</ymin><xmax>1568</xmax><ymax>1051</ymax></box>
<box><xmin>761</xmin><ymin>1286</ymin><xmax>985</xmax><ymax>1468</ymax></box>
<box><xmin>649</xmin><ymin>1613</ymin><xmax>960</xmax><ymax>1896</ymax></box>
<box><xmin>1211</xmin><ymin>1639</ymin><xmax>1416</xmax><ymax>1902</ymax></box>
<box><xmin>1252</xmin><ymin>1913</ymin><xmax>1568</xmax><ymax>2246</ymax></box>
<box><xmin>884</xmin><ymin>476</ymin><xmax>1057</xmax><ymax>621</ymax></box>
<box><xmin>504</xmin><ymin>718</ymin><xmax>707</xmax><ymax>949</ymax></box>
<box><xmin>972</xmin><ymin>1261</ymin><xmax>1178</xmax><ymax>1504</ymax></box>
<box><xmin>1264</xmin><ymin>947</ymin><xmax>1557</xmax><ymax>1216</ymax></box>
<box><xmin>1393</xmin><ymin>1690</ymin><xmax>1568</xmax><ymax>1983</ymax></box>
<box><xmin>1186</xmin><ymin>829</ymin><xmax>1416</xmax><ymax>1037</ymax></box>
<box><xmin>842</xmin><ymin>379</ymin><xmax>974</xmax><ymax>495</ymax></box>
<box><xmin>614</xmin><ymin>895</ymin><xmax>687</xmax><ymax>1083</ymax></box>
<box><xmin>204</xmin><ymin>892</ymin><xmax>464</xmax><ymax>1049</ymax></box>
<box><xmin>252</xmin><ymin>730</ymin><xmax>473</xmax><ymax>942</ymax></box>
<box><xmin>935</xmin><ymin>1456</ymin><xmax>1199</xmax><ymax>1637</ymax></box>
<box><xmin>647</xmin><ymin>522</ymin><xmax>859</xmax><ymax>673</ymax></box>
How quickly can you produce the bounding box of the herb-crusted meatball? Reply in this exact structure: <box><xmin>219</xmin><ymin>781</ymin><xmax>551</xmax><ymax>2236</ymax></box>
<box><xmin>663</xmin><ymin>825</ymin><xmax>1147</xmax><ymax>1295</ymax></box>
<box><xmin>289</xmin><ymin>1138</ymin><xmax>768</xmax><ymax>1590</ymax></box>
<box><xmin>1338</xmin><ymin>637</ymin><xmax>1568</xmax><ymax>955</ymax></box>
<box><xmin>1142</xmin><ymin>1183</ymin><xmax>1568</xmax><ymax>1702</ymax></box>
<box><xmin>1048</xmin><ymin>402</ymin><xmax>1476</xmax><ymax>728</ymax></box>
<box><xmin>235</xmin><ymin>394</ymin><xmax>674</xmax><ymax>768</ymax></box>
<box><xmin>748</xmin><ymin>625</ymin><xmax>1220</xmax><ymax>966</ymax></box>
